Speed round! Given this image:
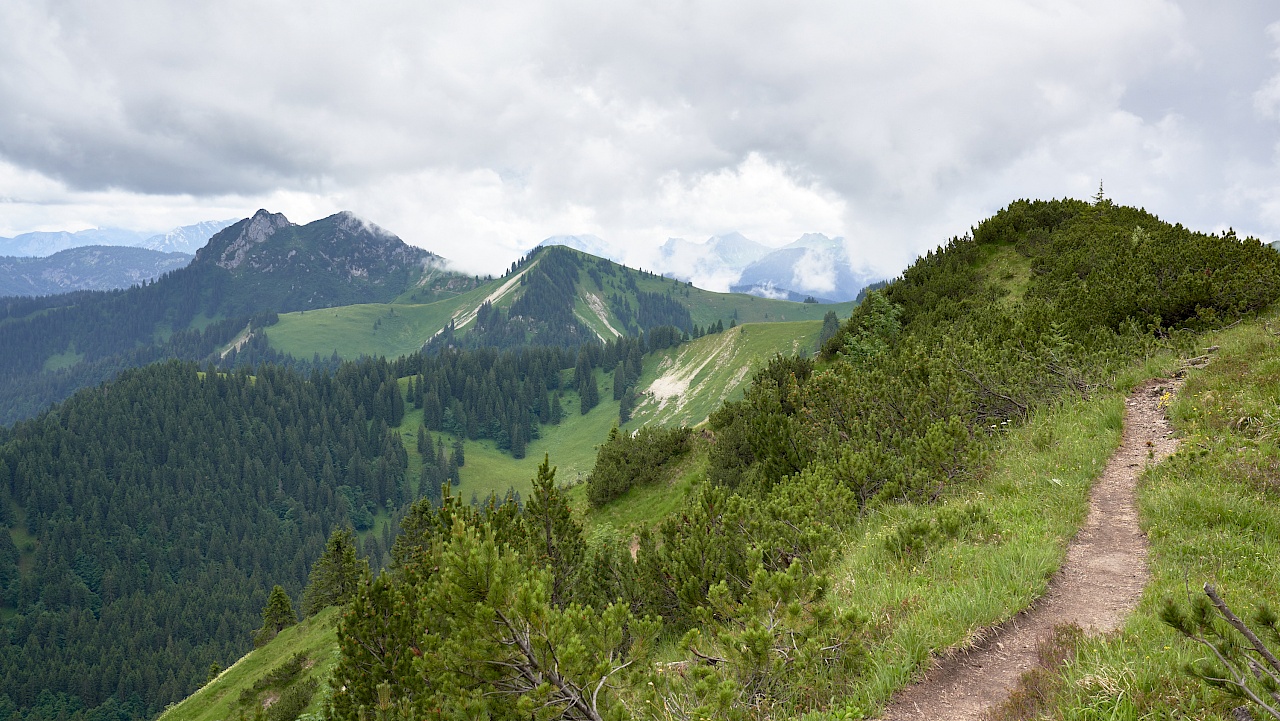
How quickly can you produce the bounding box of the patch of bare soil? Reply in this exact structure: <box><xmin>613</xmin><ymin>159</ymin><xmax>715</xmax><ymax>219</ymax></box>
<box><xmin>877</xmin><ymin>379</ymin><xmax>1180</xmax><ymax>720</ymax></box>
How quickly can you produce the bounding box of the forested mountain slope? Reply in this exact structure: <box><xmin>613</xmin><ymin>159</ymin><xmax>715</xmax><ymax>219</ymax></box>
<box><xmin>0</xmin><ymin>360</ymin><xmax>413</xmax><ymax>719</ymax></box>
<box><xmin>0</xmin><ymin>210</ymin><xmax>463</xmax><ymax>425</ymax></box>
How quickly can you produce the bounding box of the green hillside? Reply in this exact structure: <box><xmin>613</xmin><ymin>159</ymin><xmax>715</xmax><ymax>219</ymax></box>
<box><xmin>262</xmin><ymin>246</ymin><xmax>852</xmax><ymax>360</ymax></box>
<box><xmin>385</xmin><ymin>320</ymin><xmax>827</xmax><ymax>504</ymax></box>
<box><xmin>300</xmin><ymin>198</ymin><xmax>1280</xmax><ymax>721</ymax></box>
<box><xmin>264</xmin><ymin>288</ymin><xmax>487</xmax><ymax>360</ymax></box>
<box><xmin>155</xmin><ymin>314</ymin><xmax>1280</xmax><ymax>721</ymax></box>
<box><xmin>157</xmin><ymin>608</ymin><xmax>341</xmax><ymax>721</ymax></box>
<box><xmin>629</xmin><ymin>319</ymin><xmax>825</xmax><ymax>428</ymax></box>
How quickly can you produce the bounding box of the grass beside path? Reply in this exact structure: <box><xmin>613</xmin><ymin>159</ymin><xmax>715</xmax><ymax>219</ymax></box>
<box><xmin>1029</xmin><ymin>313</ymin><xmax>1280</xmax><ymax>721</ymax></box>
<box><xmin>811</xmin><ymin>353</ymin><xmax>1178</xmax><ymax>718</ymax></box>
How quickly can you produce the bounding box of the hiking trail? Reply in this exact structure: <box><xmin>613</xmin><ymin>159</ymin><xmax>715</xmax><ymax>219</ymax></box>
<box><xmin>878</xmin><ymin>379</ymin><xmax>1180</xmax><ymax>720</ymax></box>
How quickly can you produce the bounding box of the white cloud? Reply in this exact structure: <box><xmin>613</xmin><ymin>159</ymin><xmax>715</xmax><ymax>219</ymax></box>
<box><xmin>790</xmin><ymin>248</ymin><xmax>838</xmax><ymax>295</ymax></box>
<box><xmin>1</xmin><ymin>1</ymin><xmax>1278</xmax><ymax>271</ymax></box>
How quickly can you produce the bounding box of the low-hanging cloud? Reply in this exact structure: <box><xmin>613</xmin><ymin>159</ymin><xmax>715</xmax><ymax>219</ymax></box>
<box><xmin>0</xmin><ymin>1</ymin><xmax>1278</xmax><ymax>274</ymax></box>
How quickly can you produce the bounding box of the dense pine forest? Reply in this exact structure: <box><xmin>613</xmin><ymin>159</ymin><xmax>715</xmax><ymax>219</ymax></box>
<box><xmin>0</xmin><ymin>319</ymin><xmax>698</xmax><ymax>720</ymax></box>
<box><xmin>3</xmin><ymin>197</ymin><xmax>1279</xmax><ymax>721</ymax></box>
<box><xmin>0</xmin><ymin>360</ymin><xmax>412</xmax><ymax>717</ymax></box>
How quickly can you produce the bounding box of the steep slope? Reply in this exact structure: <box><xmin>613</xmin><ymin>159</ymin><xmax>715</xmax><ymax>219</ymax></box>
<box><xmin>157</xmin><ymin>608</ymin><xmax>341</xmax><ymax>721</ymax></box>
<box><xmin>629</xmin><ymin>320</ymin><xmax>825</xmax><ymax>428</ymax></box>
<box><xmin>0</xmin><ymin>360</ymin><xmax>413</xmax><ymax>720</ymax></box>
<box><xmin>0</xmin><ymin>246</ymin><xmax>192</xmax><ymax>296</ymax></box>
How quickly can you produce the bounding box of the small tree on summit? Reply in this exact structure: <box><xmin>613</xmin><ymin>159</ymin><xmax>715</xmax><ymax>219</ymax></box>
<box><xmin>302</xmin><ymin>527</ymin><xmax>369</xmax><ymax>617</ymax></box>
<box><xmin>255</xmin><ymin>585</ymin><xmax>296</xmax><ymax>646</ymax></box>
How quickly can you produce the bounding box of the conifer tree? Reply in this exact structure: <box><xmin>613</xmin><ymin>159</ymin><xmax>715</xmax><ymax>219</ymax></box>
<box><xmin>550</xmin><ymin>392</ymin><xmax>564</xmax><ymax>424</ymax></box>
<box><xmin>255</xmin><ymin>585</ymin><xmax>296</xmax><ymax>646</ymax></box>
<box><xmin>523</xmin><ymin>455</ymin><xmax>585</xmax><ymax>607</ymax></box>
<box><xmin>818</xmin><ymin>310</ymin><xmax>840</xmax><ymax>346</ymax></box>
<box><xmin>613</xmin><ymin>361</ymin><xmax>626</xmax><ymax>401</ymax></box>
<box><xmin>451</xmin><ymin>436</ymin><xmax>465</xmax><ymax>467</ymax></box>
<box><xmin>580</xmin><ymin>369</ymin><xmax>599</xmax><ymax>415</ymax></box>
<box><xmin>449</xmin><ymin>453</ymin><xmax>461</xmax><ymax>487</ymax></box>
<box><xmin>302</xmin><ymin>527</ymin><xmax>369</xmax><ymax>616</ymax></box>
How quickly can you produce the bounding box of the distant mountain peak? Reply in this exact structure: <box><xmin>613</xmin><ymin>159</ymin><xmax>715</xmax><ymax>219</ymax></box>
<box><xmin>783</xmin><ymin>232</ymin><xmax>841</xmax><ymax>250</ymax></box>
<box><xmin>141</xmin><ymin>219</ymin><xmax>238</xmax><ymax>254</ymax></box>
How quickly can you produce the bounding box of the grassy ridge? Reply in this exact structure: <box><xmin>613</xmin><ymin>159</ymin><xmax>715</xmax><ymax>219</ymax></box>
<box><xmin>818</xmin><ymin>366</ymin><xmax>1158</xmax><ymax>716</ymax></box>
<box><xmin>263</xmin><ymin>289</ymin><xmax>486</xmax><ymax>360</ymax></box>
<box><xmin>263</xmin><ymin>247</ymin><xmax>852</xmax><ymax>361</ymax></box>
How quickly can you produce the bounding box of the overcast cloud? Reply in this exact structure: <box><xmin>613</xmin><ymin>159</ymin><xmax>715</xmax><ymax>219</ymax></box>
<box><xmin>0</xmin><ymin>1</ymin><xmax>1277</xmax><ymax>276</ymax></box>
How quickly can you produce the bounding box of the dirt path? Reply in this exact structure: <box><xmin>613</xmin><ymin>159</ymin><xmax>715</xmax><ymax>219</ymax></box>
<box><xmin>878</xmin><ymin>379</ymin><xmax>1180</xmax><ymax>720</ymax></box>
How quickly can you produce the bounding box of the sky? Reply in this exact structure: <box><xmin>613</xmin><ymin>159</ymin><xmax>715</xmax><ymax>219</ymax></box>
<box><xmin>1</xmin><ymin>1</ymin><xmax>1278</xmax><ymax>277</ymax></box>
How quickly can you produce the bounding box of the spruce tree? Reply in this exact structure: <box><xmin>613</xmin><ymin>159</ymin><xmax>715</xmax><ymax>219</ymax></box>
<box><xmin>255</xmin><ymin>585</ymin><xmax>296</xmax><ymax>646</ymax></box>
<box><xmin>818</xmin><ymin>310</ymin><xmax>839</xmax><ymax>346</ymax></box>
<box><xmin>302</xmin><ymin>527</ymin><xmax>369</xmax><ymax>616</ymax></box>
<box><xmin>580</xmin><ymin>369</ymin><xmax>599</xmax><ymax>415</ymax></box>
<box><xmin>613</xmin><ymin>362</ymin><xmax>626</xmax><ymax>401</ymax></box>
<box><xmin>550</xmin><ymin>392</ymin><xmax>564</xmax><ymax>424</ymax></box>
<box><xmin>573</xmin><ymin>349</ymin><xmax>592</xmax><ymax>392</ymax></box>
<box><xmin>452</xmin><ymin>436</ymin><xmax>465</xmax><ymax>467</ymax></box>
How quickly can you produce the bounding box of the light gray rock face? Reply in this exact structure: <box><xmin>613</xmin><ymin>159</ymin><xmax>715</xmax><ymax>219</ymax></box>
<box><xmin>205</xmin><ymin>210</ymin><xmax>293</xmax><ymax>270</ymax></box>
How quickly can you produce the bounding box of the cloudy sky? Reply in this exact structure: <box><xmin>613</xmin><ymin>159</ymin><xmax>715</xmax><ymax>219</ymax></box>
<box><xmin>1</xmin><ymin>1</ymin><xmax>1278</xmax><ymax>276</ymax></box>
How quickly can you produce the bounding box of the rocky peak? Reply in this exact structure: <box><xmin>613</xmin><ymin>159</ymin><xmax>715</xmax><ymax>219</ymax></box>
<box><xmin>330</xmin><ymin>210</ymin><xmax>389</xmax><ymax>238</ymax></box>
<box><xmin>200</xmin><ymin>210</ymin><xmax>292</xmax><ymax>270</ymax></box>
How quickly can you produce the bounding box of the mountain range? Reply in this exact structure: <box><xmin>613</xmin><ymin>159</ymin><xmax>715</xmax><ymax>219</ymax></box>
<box><xmin>731</xmin><ymin>233</ymin><xmax>877</xmax><ymax>302</ymax></box>
<box><xmin>0</xmin><ymin>218</ymin><xmax>236</xmax><ymax>257</ymax></box>
<box><xmin>0</xmin><ymin>210</ymin><xmax>456</xmax><ymax>424</ymax></box>
<box><xmin>0</xmin><ymin>246</ymin><xmax>193</xmax><ymax>296</ymax></box>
